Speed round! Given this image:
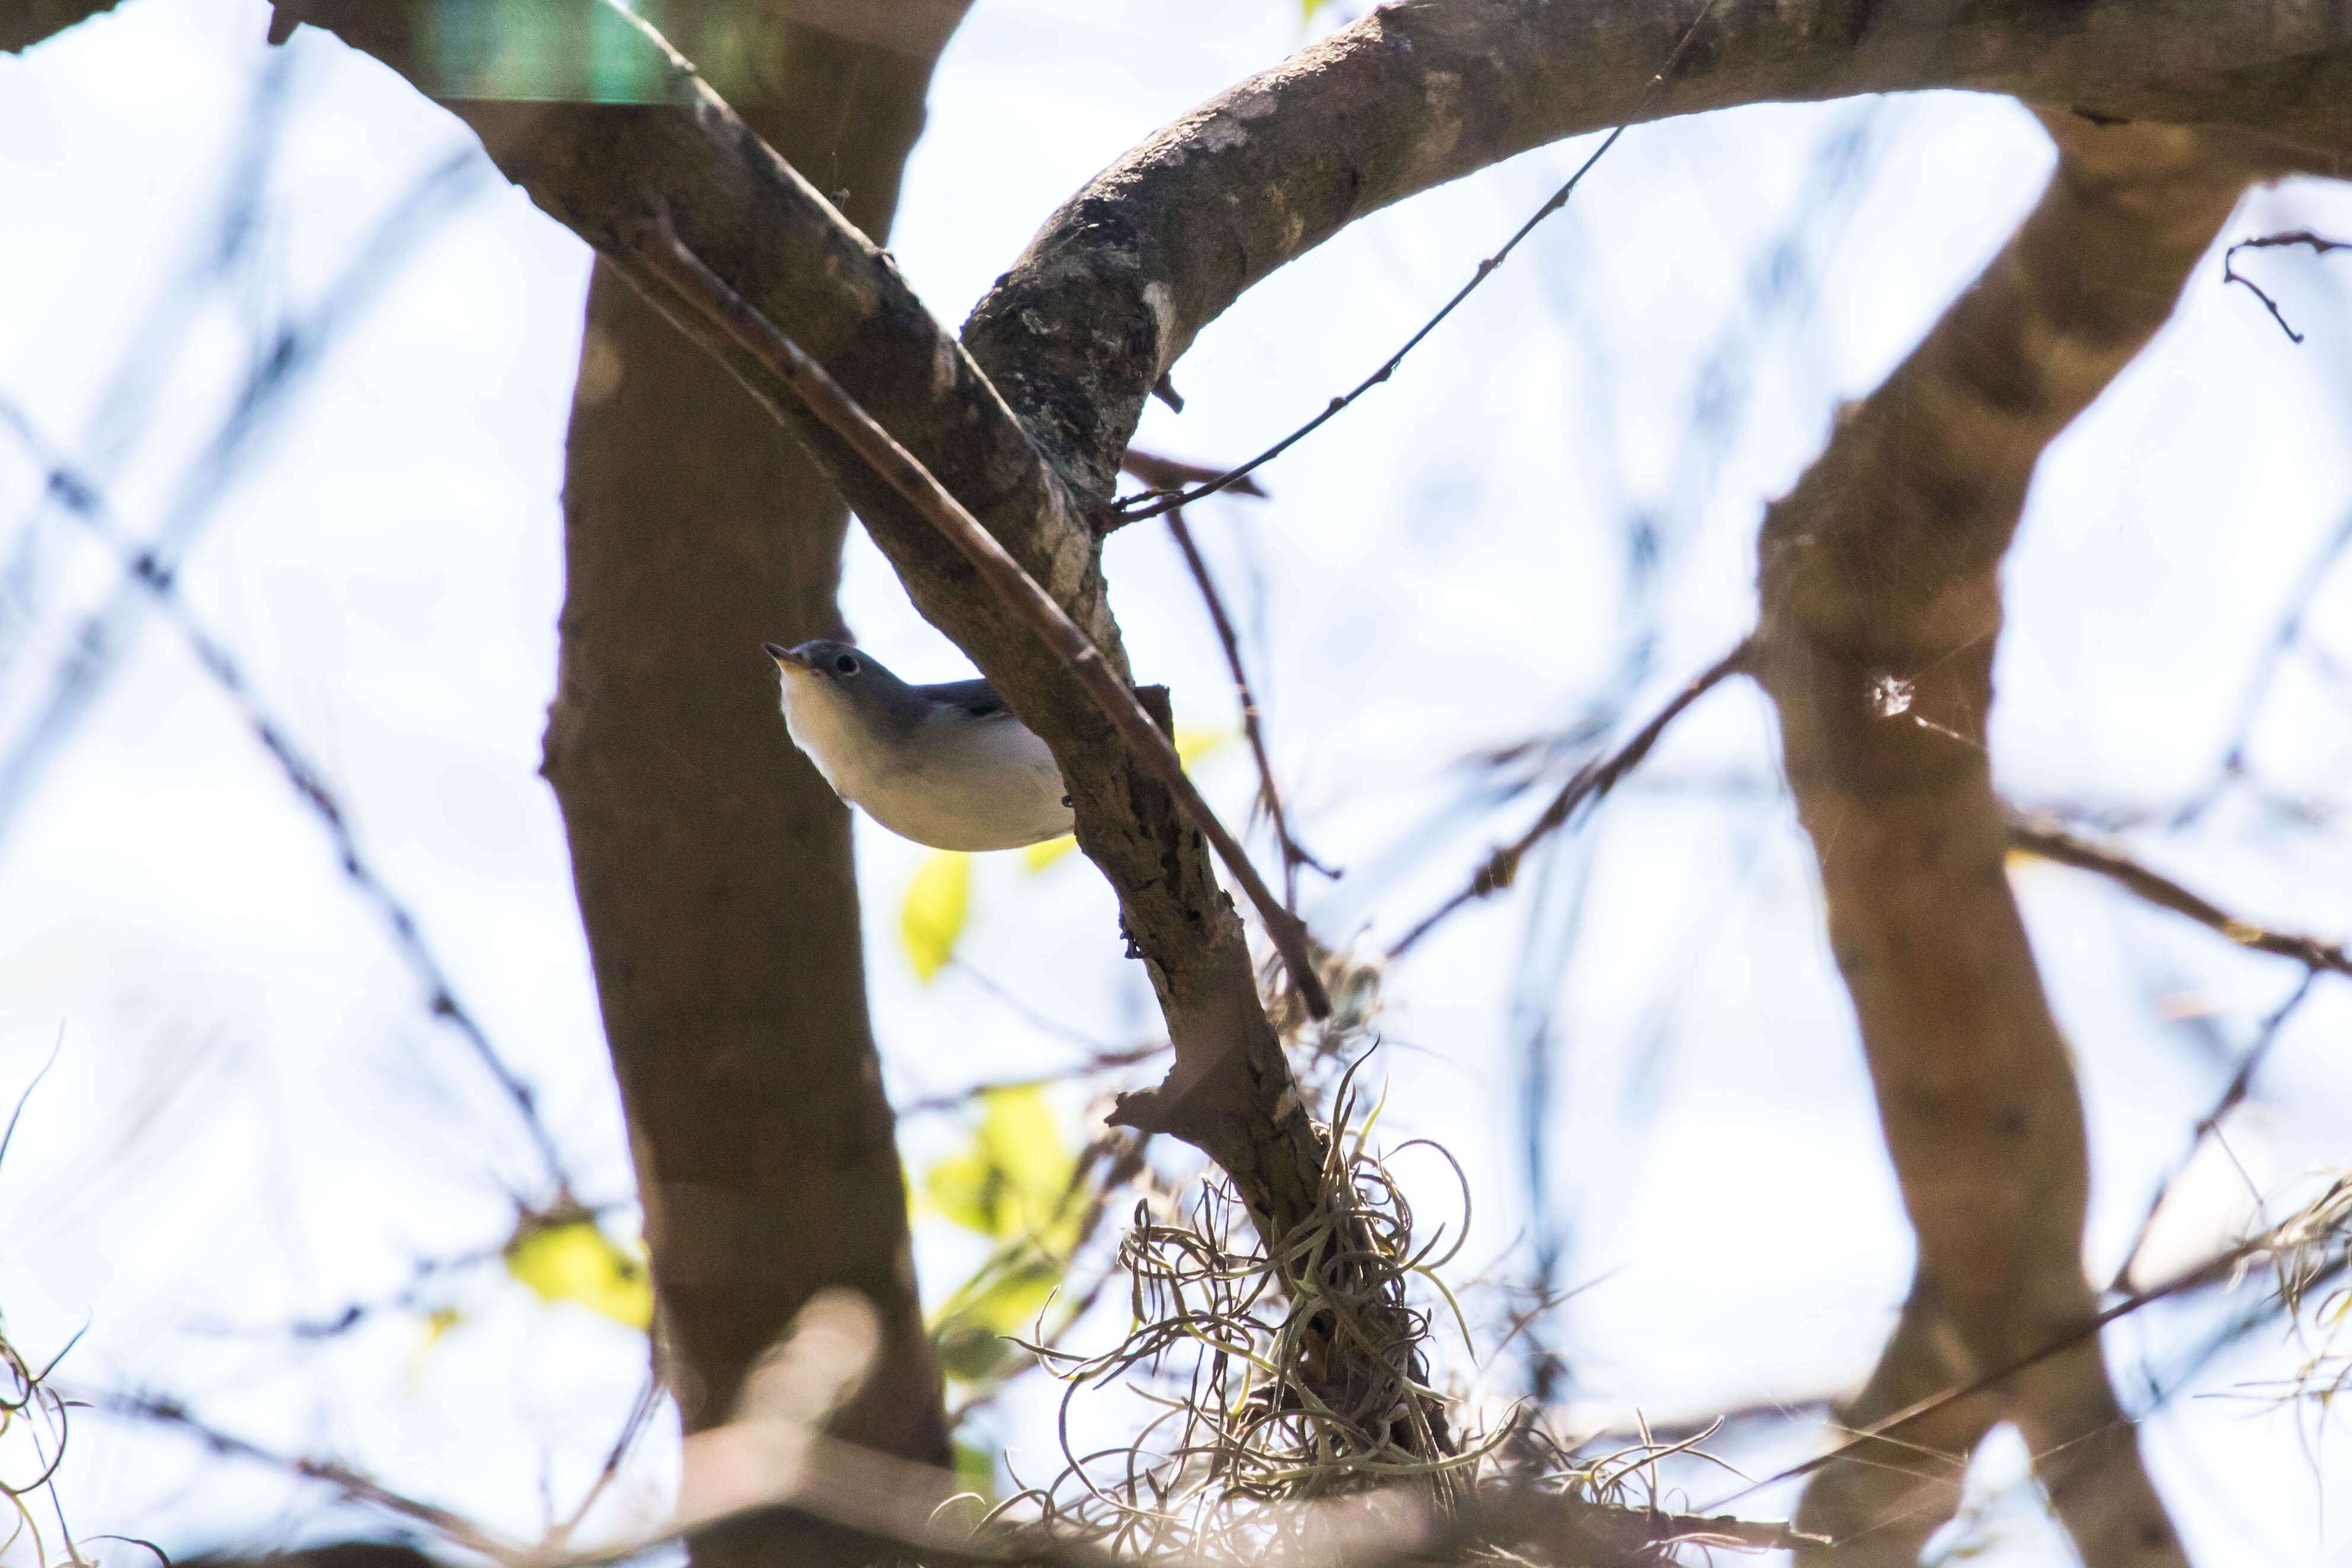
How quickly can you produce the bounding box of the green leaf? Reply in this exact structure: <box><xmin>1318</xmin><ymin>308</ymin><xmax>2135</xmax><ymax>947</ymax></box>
<box><xmin>922</xmin><ymin>1085</ymin><xmax>1075</xmax><ymax>1244</ymax></box>
<box><xmin>900</xmin><ymin>850</ymin><xmax>971</xmax><ymax>982</ymax></box>
<box><xmin>932</xmin><ymin>1254</ymin><xmax>1066</xmax><ymax>1380</ymax></box>
<box><xmin>505</xmin><ymin>1218</ymin><xmax>655</xmax><ymax>1330</ymax></box>
<box><xmin>921</xmin><ymin>1088</ymin><xmax>1092</xmax><ymax>1382</ymax></box>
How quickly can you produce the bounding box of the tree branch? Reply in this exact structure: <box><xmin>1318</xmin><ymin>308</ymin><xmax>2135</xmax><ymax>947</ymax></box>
<box><xmin>1751</xmin><ymin>113</ymin><xmax>2268</xmax><ymax>1565</ymax></box>
<box><xmin>962</xmin><ymin>0</ymin><xmax>2344</xmax><ymax>500</ymax></box>
<box><xmin>2007</xmin><ymin>812</ymin><xmax>2352</xmax><ymax>977</ymax></box>
<box><xmin>531</xmin><ymin>1</ymin><xmax>967</xmax><ymax>1486</ymax></box>
<box><xmin>1388</xmin><ymin>640</ymin><xmax>1752</xmax><ymax>959</ymax></box>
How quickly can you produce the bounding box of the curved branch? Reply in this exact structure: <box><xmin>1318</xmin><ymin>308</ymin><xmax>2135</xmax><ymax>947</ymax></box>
<box><xmin>964</xmin><ymin>0</ymin><xmax>2345</xmax><ymax>493</ymax></box>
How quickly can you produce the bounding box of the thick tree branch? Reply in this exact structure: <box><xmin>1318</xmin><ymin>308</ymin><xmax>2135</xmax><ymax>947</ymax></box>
<box><xmin>1752</xmin><ymin>114</ymin><xmax>2270</xmax><ymax>1565</ymax></box>
<box><xmin>534</xmin><ymin>0</ymin><xmax>963</xmax><ymax>1497</ymax></box>
<box><xmin>963</xmin><ymin>0</ymin><xmax>2348</xmax><ymax>498</ymax></box>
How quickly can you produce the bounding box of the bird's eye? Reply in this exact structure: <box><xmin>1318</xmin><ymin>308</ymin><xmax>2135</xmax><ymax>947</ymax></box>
<box><xmin>833</xmin><ymin>653</ymin><xmax>859</xmax><ymax>675</ymax></box>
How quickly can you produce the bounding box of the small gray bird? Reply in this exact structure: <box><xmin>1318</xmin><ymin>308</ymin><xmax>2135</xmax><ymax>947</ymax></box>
<box><xmin>763</xmin><ymin>639</ymin><xmax>1074</xmax><ymax>852</ymax></box>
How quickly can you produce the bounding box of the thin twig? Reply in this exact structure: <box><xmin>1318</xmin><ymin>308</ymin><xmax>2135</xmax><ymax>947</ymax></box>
<box><xmin>1117</xmin><ymin>450</ymin><xmax>1265</xmax><ymax>503</ymax></box>
<box><xmin>897</xmin><ymin>1044</ymin><xmax>1172</xmax><ymax>1119</ymax></box>
<box><xmin>183</xmin><ymin>1238</ymin><xmax>512</xmax><ymax>1341</ymax></box>
<box><xmin>1106</xmin><ymin>0</ymin><xmax>1726</xmax><ymax>525</ymax></box>
<box><xmin>1388</xmin><ymin>639</ymin><xmax>1753</xmax><ymax>958</ymax></box>
<box><xmin>626</xmin><ymin>213</ymin><xmax>1331</xmax><ymax>1020</ymax></box>
<box><xmin>2222</xmin><ymin>229</ymin><xmax>2352</xmax><ymax>344</ymax></box>
<box><xmin>2109</xmin><ymin>971</ymin><xmax>2319</xmax><ymax>1292</ymax></box>
<box><xmin>1703</xmin><ymin>1194</ymin><xmax>2347</xmax><ymax>1516</ymax></box>
<box><xmin>1105</xmin><ymin>127</ymin><xmax>1626</xmax><ymax>524</ymax></box>
<box><xmin>2172</xmin><ymin>506</ymin><xmax>2352</xmax><ymax>827</ymax></box>
<box><xmin>0</xmin><ymin>402</ymin><xmax>575</xmax><ymax>1201</ymax></box>
<box><xmin>1163</xmin><ymin>503</ymin><xmax>1330</xmax><ymax>909</ymax></box>
<box><xmin>547</xmin><ymin>1374</ymin><xmax>664</xmax><ymax>1551</ymax></box>
<box><xmin>0</xmin><ymin>151</ymin><xmax>485</xmax><ymax>849</ymax></box>
<box><xmin>88</xmin><ymin>1389</ymin><xmax>521</xmax><ymax>1561</ymax></box>
<box><xmin>945</xmin><ymin>957</ymin><xmax>1148</xmax><ymax>1057</ymax></box>
<box><xmin>2006</xmin><ymin>812</ymin><xmax>2352</xmax><ymax>979</ymax></box>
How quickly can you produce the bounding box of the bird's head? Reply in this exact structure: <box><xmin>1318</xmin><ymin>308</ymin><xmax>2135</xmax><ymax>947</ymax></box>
<box><xmin>764</xmin><ymin>639</ymin><xmax>885</xmax><ymax>687</ymax></box>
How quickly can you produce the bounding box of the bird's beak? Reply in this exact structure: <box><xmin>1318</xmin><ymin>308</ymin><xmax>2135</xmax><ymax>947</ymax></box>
<box><xmin>763</xmin><ymin>641</ymin><xmax>811</xmax><ymax>673</ymax></box>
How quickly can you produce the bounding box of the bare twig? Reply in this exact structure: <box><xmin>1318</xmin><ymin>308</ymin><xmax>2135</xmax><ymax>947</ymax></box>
<box><xmin>945</xmin><ymin>956</ymin><xmax>1155</xmax><ymax>1056</ymax></box>
<box><xmin>184</xmin><ymin>1238</ymin><xmax>511</xmax><ymax>1341</ymax></box>
<box><xmin>2222</xmin><ymin>228</ymin><xmax>2352</xmax><ymax>343</ymax></box>
<box><xmin>0</xmin><ymin>150</ymin><xmax>485</xmax><ymax>849</ymax></box>
<box><xmin>0</xmin><ymin>401</ymin><xmax>575</xmax><ymax>1202</ymax></box>
<box><xmin>2109</xmin><ymin>971</ymin><xmax>2319</xmax><ymax>1292</ymax></box>
<box><xmin>548</xmin><ymin>1374</ymin><xmax>664</xmax><ymax>1551</ymax></box>
<box><xmin>626</xmin><ymin>214</ymin><xmax>1331</xmax><ymax>1021</ymax></box>
<box><xmin>1105</xmin><ymin>126</ymin><xmax>1627</xmax><ymax>525</ymax></box>
<box><xmin>2006</xmin><ymin>812</ymin><xmax>2352</xmax><ymax>979</ymax></box>
<box><xmin>1104</xmin><ymin>0</ymin><xmax>1729</xmax><ymax>526</ymax></box>
<box><xmin>1388</xmin><ymin>640</ymin><xmax>1752</xmax><ymax>958</ymax></box>
<box><xmin>897</xmin><ymin>1044</ymin><xmax>1172</xmax><ymax>1119</ymax></box>
<box><xmin>1161</xmin><ymin>499</ymin><xmax>1330</xmax><ymax>909</ymax></box>
<box><xmin>1705</xmin><ymin>1191</ymin><xmax>2349</xmax><ymax>1516</ymax></box>
<box><xmin>1117</xmin><ymin>450</ymin><xmax>1266</xmax><ymax>503</ymax></box>
<box><xmin>2172</xmin><ymin>506</ymin><xmax>2352</xmax><ymax>826</ymax></box>
<box><xmin>89</xmin><ymin>1389</ymin><xmax>521</xmax><ymax>1561</ymax></box>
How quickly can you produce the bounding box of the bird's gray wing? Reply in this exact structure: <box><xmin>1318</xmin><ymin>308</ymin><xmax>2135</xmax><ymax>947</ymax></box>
<box><xmin>918</xmin><ymin>678</ymin><xmax>1010</xmax><ymax>720</ymax></box>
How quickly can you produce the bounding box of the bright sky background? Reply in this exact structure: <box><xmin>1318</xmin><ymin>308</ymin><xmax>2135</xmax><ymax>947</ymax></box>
<box><xmin>2</xmin><ymin>0</ymin><xmax>2351</xmax><ymax>1562</ymax></box>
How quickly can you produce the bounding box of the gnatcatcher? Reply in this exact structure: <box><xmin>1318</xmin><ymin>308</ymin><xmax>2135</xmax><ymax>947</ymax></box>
<box><xmin>764</xmin><ymin>639</ymin><xmax>1074</xmax><ymax>852</ymax></box>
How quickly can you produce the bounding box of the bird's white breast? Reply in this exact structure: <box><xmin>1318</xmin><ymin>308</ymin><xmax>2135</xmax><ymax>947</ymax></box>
<box><xmin>779</xmin><ymin>678</ymin><xmax>1073</xmax><ymax>852</ymax></box>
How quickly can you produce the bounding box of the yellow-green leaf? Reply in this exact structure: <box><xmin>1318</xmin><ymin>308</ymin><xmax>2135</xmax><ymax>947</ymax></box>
<box><xmin>900</xmin><ymin>850</ymin><xmax>971</xmax><ymax>982</ymax></box>
<box><xmin>1022</xmin><ymin>834</ymin><xmax>1077</xmax><ymax>872</ymax></box>
<box><xmin>505</xmin><ymin>1219</ymin><xmax>655</xmax><ymax>1331</ymax></box>
<box><xmin>933</xmin><ymin>1257</ymin><xmax>1063</xmax><ymax>1379</ymax></box>
<box><xmin>922</xmin><ymin>1085</ymin><xmax>1075</xmax><ymax>1245</ymax></box>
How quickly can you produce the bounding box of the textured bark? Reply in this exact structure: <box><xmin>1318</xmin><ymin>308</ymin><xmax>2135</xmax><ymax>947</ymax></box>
<box><xmin>1751</xmin><ymin>115</ymin><xmax>2270</xmax><ymax>1564</ymax></box>
<box><xmin>538</xmin><ymin>0</ymin><xmax>966</xmax><ymax>1473</ymax></box>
